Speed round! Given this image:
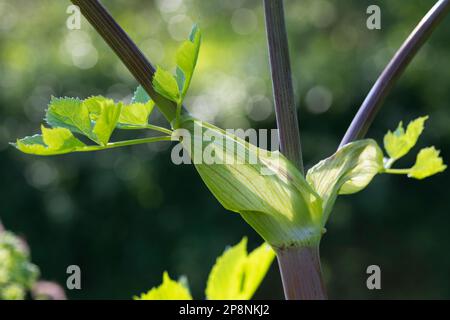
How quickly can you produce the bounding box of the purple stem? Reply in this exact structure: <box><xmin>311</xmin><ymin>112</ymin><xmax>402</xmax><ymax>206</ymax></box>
<box><xmin>340</xmin><ymin>0</ymin><xmax>450</xmax><ymax>147</ymax></box>
<box><xmin>263</xmin><ymin>0</ymin><xmax>304</xmax><ymax>174</ymax></box>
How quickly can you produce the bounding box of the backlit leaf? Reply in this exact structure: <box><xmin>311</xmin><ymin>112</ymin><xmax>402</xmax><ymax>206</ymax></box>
<box><xmin>45</xmin><ymin>97</ymin><xmax>93</xmax><ymax>140</ymax></box>
<box><xmin>153</xmin><ymin>66</ymin><xmax>180</xmax><ymax>104</ymax></box>
<box><xmin>384</xmin><ymin>116</ymin><xmax>428</xmax><ymax>161</ymax></box>
<box><xmin>241</xmin><ymin>242</ymin><xmax>275</xmax><ymax>299</ymax></box>
<box><xmin>307</xmin><ymin>140</ymin><xmax>384</xmax><ymax>223</ymax></box>
<box><xmin>14</xmin><ymin>126</ymin><xmax>85</xmax><ymax>156</ymax></box>
<box><xmin>118</xmin><ymin>101</ymin><xmax>154</xmax><ymax>128</ymax></box>
<box><xmin>85</xmin><ymin>97</ymin><xmax>122</xmax><ymax>146</ymax></box>
<box><xmin>408</xmin><ymin>147</ymin><xmax>447</xmax><ymax>179</ymax></box>
<box><xmin>176</xmin><ymin>25</ymin><xmax>201</xmax><ymax>98</ymax></box>
<box><xmin>205</xmin><ymin>238</ymin><xmax>275</xmax><ymax>300</ymax></box>
<box><xmin>135</xmin><ymin>272</ymin><xmax>192</xmax><ymax>300</ymax></box>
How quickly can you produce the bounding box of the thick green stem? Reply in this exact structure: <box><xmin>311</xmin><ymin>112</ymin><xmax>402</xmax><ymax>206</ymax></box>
<box><xmin>276</xmin><ymin>246</ymin><xmax>327</xmax><ymax>300</ymax></box>
<box><xmin>70</xmin><ymin>0</ymin><xmax>187</xmax><ymax>123</ymax></box>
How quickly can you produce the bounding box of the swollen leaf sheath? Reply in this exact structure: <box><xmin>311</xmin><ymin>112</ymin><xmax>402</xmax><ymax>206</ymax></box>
<box><xmin>307</xmin><ymin>139</ymin><xmax>384</xmax><ymax>223</ymax></box>
<box><xmin>176</xmin><ymin>119</ymin><xmax>323</xmax><ymax>247</ymax></box>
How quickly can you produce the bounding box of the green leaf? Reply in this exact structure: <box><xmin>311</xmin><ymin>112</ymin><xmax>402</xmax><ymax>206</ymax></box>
<box><xmin>134</xmin><ymin>272</ymin><xmax>193</xmax><ymax>300</ymax></box>
<box><xmin>408</xmin><ymin>147</ymin><xmax>447</xmax><ymax>179</ymax></box>
<box><xmin>241</xmin><ymin>241</ymin><xmax>276</xmax><ymax>299</ymax></box>
<box><xmin>177</xmin><ymin>119</ymin><xmax>323</xmax><ymax>247</ymax></box>
<box><xmin>153</xmin><ymin>66</ymin><xmax>181</xmax><ymax>104</ymax></box>
<box><xmin>205</xmin><ymin>238</ymin><xmax>275</xmax><ymax>300</ymax></box>
<box><xmin>176</xmin><ymin>25</ymin><xmax>201</xmax><ymax>98</ymax></box>
<box><xmin>118</xmin><ymin>101</ymin><xmax>154</xmax><ymax>128</ymax></box>
<box><xmin>88</xmin><ymin>98</ymin><xmax>122</xmax><ymax>146</ymax></box>
<box><xmin>307</xmin><ymin>139</ymin><xmax>384</xmax><ymax>223</ymax></box>
<box><xmin>131</xmin><ymin>85</ymin><xmax>151</xmax><ymax>104</ymax></box>
<box><xmin>14</xmin><ymin>126</ymin><xmax>85</xmax><ymax>156</ymax></box>
<box><xmin>46</xmin><ymin>96</ymin><xmax>121</xmax><ymax>146</ymax></box>
<box><xmin>384</xmin><ymin>116</ymin><xmax>428</xmax><ymax>161</ymax></box>
<box><xmin>45</xmin><ymin>97</ymin><xmax>93</xmax><ymax>140</ymax></box>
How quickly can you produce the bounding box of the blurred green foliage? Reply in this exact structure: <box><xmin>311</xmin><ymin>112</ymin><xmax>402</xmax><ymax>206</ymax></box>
<box><xmin>0</xmin><ymin>230</ymin><xmax>40</xmax><ymax>299</ymax></box>
<box><xmin>0</xmin><ymin>0</ymin><xmax>449</xmax><ymax>299</ymax></box>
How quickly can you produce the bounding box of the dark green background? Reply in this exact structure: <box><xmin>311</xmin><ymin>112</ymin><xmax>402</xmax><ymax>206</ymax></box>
<box><xmin>1</xmin><ymin>0</ymin><xmax>449</xmax><ymax>299</ymax></box>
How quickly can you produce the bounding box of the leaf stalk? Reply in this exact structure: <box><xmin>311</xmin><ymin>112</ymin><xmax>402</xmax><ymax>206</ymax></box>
<box><xmin>263</xmin><ymin>0</ymin><xmax>304</xmax><ymax>175</ymax></box>
<box><xmin>340</xmin><ymin>0</ymin><xmax>450</xmax><ymax>147</ymax></box>
<box><xmin>70</xmin><ymin>0</ymin><xmax>187</xmax><ymax>123</ymax></box>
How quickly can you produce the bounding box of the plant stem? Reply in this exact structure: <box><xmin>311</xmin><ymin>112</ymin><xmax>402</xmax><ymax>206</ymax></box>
<box><xmin>80</xmin><ymin>136</ymin><xmax>173</xmax><ymax>152</ymax></box>
<box><xmin>70</xmin><ymin>0</ymin><xmax>186</xmax><ymax>123</ymax></box>
<box><xmin>119</xmin><ymin>124</ymin><xmax>173</xmax><ymax>135</ymax></box>
<box><xmin>263</xmin><ymin>0</ymin><xmax>304</xmax><ymax>175</ymax></box>
<box><xmin>340</xmin><ymin>0</ymin><xmax>450</xmax><ymax>147</ymax></box>
<box><xmin>263</xmin><ymin>0</ymin><xmax>326</xmax><ymax>300</ymax></box>
<box><xmin>276</xmin><ymin>246</ymin><xmax>327</xmax><ymax>300</ymax></box>
<box><xmin>384</xmin><ymin>168</ymin><xmax>410</xmax><ymax>175</ymax></box>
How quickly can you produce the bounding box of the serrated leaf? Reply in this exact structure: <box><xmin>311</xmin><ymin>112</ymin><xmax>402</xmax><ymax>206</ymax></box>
<box><xmin>47</xmin><ymin>96</ymin><xmax>121</xmax><ymax>146</ymax></box>
<box><xmin>118</xmin><ymin>101</ymin><xmax>154</xmax><ymax>127</ymax></box>
<box><xmin>384</xmin><ymin>116</ymin><xmax>428</xmax><ymax>161</ymax></box>
<box><xmin>307</xmin><ymin>139</ymin><xmax>384</xmax><ymax>223</ymax></box>
<box><xmin>135</xmin><ymin>272</ymin><xmax>192</xmax><ymax>300</ymax></box>
<box><xmin>45</xmin><ymin>97</ymin><xmax>93</xmax><ymax>139</ymax></box>
<box><xmin>131</xmin><ymin>85</ymin><xmax>151</xmax><ymax>104</ymax></box>
<box><xmin>178</xmin><ymin>120</ymin><xmax>323</xmax><ymax>247</ymax></box>
<box><xmin>153</xmin><ymin>66</ymin><xmax>180</xmax><ymax>104</ymax></box>
<box><xmin>205</xmin><ymin>238</ymin><xmax>275</xmax><ymax>300</ymax></box>
<box><xmin>14</xmin><ymin>126</ymin><xmax>85</xmax><ymax>156</ymax></box>
<box><xmin>90</xmin><ymin>99</ymin><xmax>122</xmax><ymax>146</ymax></box>
<box><xmin>176</xmin><ymin>25</ymin><xmax>201</xmax><ymax>98</ymax></box>
<box><xmin>408</xmin><ymin>147</ymin><xmax>447</xmax><ymax>179</ymax></box>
